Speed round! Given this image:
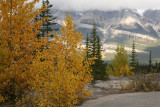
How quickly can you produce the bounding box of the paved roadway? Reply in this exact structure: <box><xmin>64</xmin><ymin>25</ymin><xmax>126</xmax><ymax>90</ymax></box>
<box><xmin>81</xmin><ymin>92</ymin><xmax>160</xmax><ymax>107</ymax></box>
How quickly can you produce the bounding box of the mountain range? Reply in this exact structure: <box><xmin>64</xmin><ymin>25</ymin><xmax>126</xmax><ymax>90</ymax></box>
<box><xmin>51</xmin><ymin>9</ymin><xmax>160</xmax><ymax>64</ymax></box>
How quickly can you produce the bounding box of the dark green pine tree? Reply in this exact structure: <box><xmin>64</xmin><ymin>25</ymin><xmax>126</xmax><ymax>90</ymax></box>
<box><xmin>89</xmin><ymin>23</ymin><xmax>106</xmax><ymax>80</ymax></box>
<box><xmin>89</xmin><ymin>23</ymin><xmax>97</xmax><ymax>80</ymax></box>
<box><xmin>95</xmin><ymin>36</ymin><xmax>102</xmax><ymax>61</ymax></box>
<box><xmin>95</xmin><ymin>36</ymin><xmax>106</xmax><ymax>80</ymax></box>
<box><xmin>149</xmin><ymin>51</ymin><xmax>152</xmax><ymax>72</ymax></box>
<box><xmin>37</xmin><ymin>0</ymin><xmax>58</xmax><ymax>38</ymax></box>
<box><xmin>130</xmin><ymin>40</ymin><xmax>136</xmax><ymax>67</ymax></box>
<box><xmin>130</xmin><ymin>40</ymin><xmax>137</xmax><ymax>73</ymax></box>
<box><xmin>89</xmin><ymin>23</ymin><xmax>97</xmax><ymax>57</ymax></box>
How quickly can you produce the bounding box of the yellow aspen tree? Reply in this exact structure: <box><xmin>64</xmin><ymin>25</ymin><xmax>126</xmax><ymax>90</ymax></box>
<box><xmin>0</xmin><ymin>0</ymin><xmax>47</xmax><ymax>105</ymax></box>
<box><xmin>106</xmin><ymin>45</ymin><xmax>134</xmax><ymax>76</ymax></box>
<box><xmin>0</xmin><ymin>0</ymin><xmax>92</xmax><ymax>106</ymax></box>
<box><xmin>32</xmin><ymin>13</ymin><xmax>93</xmax><ymax>106</ymax></box>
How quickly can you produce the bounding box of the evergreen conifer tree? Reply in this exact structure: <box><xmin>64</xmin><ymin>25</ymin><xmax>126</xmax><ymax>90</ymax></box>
<box><xmin>89</xmin><ymin>23</ymin><xmax>97</xmax><ymax>58</ymax></box>
<box><xmin>95</xmin><ymin>36</ymin><xmax>106</xmax><ymax>79</ymax></box>
<box><xmin>130</xmin><ymin>40</ymin><xmax>137</xmax><ymax>72</ymax></box>
<box><xmin>95</xmin><ymin>36</ymin><xmax>102</xmax><ymax>61</ymax></box>
<box><xmin>37</xmin><ymin>0</ymin><xmax>58</xmax><ymax>38</ymax></box>
<box><xmin>88</xmin><ymin>23</ymin><xmax>106</xmax><ymax>80</ymax></box>
<box><xmin>149</xmin><ymin>51</ymin><xmax>152</xmax><ymax>72</ymax></box>
<box><xmin>89</xmin><ymin>23</ymin><xmax>97</xmax><ymax>79</ymax></box>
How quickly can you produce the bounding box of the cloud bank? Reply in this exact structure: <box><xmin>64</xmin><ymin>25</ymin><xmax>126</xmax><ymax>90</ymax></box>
<box><xmin>49</xmin><ymin>0</ymin><xmax>160</xmax><ymax>11</ymax></box>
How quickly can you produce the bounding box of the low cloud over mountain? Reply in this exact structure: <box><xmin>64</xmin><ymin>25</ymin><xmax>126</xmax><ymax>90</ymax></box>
<box><xmin>52</xmin><ymin>9</ymin><xmax>160</xmax><ymax>63</ymax></box>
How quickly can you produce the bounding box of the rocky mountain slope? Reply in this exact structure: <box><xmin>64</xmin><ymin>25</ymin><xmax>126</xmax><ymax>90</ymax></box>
<box><xmin>52</xmin><ymin>9</ymin><xmax>160</xmax><ymax>63</ymax></box>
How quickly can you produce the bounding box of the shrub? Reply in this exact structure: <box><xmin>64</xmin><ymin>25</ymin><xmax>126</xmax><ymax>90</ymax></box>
<box><xmin>106</xmin><ymin>45</ymin><xmax>134</xmax><ymax>76</ymax></box>
<box><xmin>125</xmin><ymin>73</ymin><xmax>160</xmax><ymax>92</ymax></box>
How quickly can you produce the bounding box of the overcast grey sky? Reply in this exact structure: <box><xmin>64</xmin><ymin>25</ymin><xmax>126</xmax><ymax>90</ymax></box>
<box><xmin>36</xmin><ymin>0</ymin><xmax>160</xmax><ymax>11</ymax></box>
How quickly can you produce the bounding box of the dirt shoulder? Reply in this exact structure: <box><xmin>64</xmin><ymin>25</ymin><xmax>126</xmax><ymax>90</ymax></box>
<box><xmin>80</xmin><ymin>92</ymin><xmax>160</xmax><ymax>107</ymax></box>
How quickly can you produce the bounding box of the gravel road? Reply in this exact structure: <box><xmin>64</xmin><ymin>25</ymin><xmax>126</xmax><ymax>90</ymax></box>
<box><xmin>80</xmin><ymin>92</ymin><xmax>160</xmax><ymax>107</ymax></box>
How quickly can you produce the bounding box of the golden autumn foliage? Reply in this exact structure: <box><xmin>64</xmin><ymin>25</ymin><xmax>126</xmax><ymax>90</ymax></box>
<box><xmin>0</xmin><ymin>0</ymin><xmax>92</xmax><ymax>106</ymax></box>
<box><xmin>0</xmin><ymin>0</ymin><xmax>45</xmax><ymax>104</ymax></box>
<box><xmin>120</xmin><ymin>65</ymin><xmax>134</xmax><ymax>76</ymax></box>
<box><xmin>33</xmin><ymin>13</ymin><xmax>93</xmax><ymax>106</ymax></box>
<box><xmin>106</xmin><ymin>45</ymin><xmax>134</xmax><ymax>76</ymax></box>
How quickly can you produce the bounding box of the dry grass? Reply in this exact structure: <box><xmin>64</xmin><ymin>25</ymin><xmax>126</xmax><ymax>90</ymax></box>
<box><xmin>123</xmin><ymin>73</ymin><xmax>160</xmax><ymax>92</ymax></box>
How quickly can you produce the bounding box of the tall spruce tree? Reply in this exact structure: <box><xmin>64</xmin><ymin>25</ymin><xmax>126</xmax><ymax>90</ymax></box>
<box><xmin>89</xmin><ymin>23</ymin><xmax>97</xmax><ymax>58</ymax></box>
<box><xmin>88</xmin><ymin>23</ymin><xmax>106</xmax><ymax>80</ymax></box>
<box><xmin>95</xmin><ymin>36</ymin><xmax>106</xmax><ymax>79</ymax></box>
<box><xmin>130</xmin><ymin>40</ymin><xmax>137</xmax><ymax>72</ymax></box>
<box><xmin>149</xmin><ymin>51</ymin><xmax>152</xmax><ymax>72</ymax></box>
<box><xmin>89</xmin><ymin>23</ymin><xmax>97</xmax><ymax>79</ymax></box>
<box><xmin>37</xmin><ymin>0</ymin><xmax>58</xmax><ymax>38</ymax></box>
<box><xmin>95</xmin><ymin>36</ymin><xmax>102</xmax><ymax>61</ymax></box>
